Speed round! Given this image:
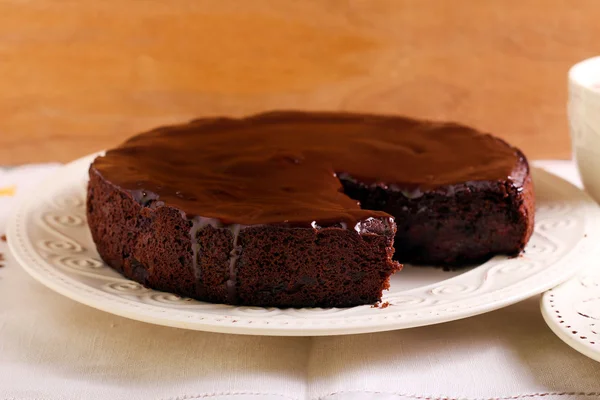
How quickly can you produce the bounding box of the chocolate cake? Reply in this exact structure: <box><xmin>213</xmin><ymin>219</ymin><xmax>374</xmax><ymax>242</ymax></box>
<box><xmin>87</xmin><ymin>111</ymin><xmax>534</xmax><ymax>307</ymax></box>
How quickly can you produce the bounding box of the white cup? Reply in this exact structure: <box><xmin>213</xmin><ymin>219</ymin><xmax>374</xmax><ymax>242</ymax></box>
<box><xmin>569</xmin><ymin>56</ymin><xmax>600</xmax><ymax>203</ymax></box>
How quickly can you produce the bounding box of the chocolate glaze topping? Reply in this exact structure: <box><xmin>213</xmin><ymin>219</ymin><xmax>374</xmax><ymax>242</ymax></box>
<box><xmin>92</xmin><ymin>111</ymin><xmax>523</xmax><ymax>228</ymax></box>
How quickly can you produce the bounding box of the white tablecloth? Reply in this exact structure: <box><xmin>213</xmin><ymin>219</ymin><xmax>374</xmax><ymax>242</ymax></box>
<box><xmin>1</xmin><ymin>161</ymin><xmax>599</xmax><ymax>400</ymax></box>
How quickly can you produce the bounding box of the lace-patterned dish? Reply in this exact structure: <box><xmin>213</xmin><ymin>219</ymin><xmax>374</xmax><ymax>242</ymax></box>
<box><xmin>542</xmin><ymin>267</ymin><xmax>600</xmax><ymax>362</ymax></box>
<box><xmin>8</xmin><ymin>154</ymin><xmax>600</xmax><ymax>336</ymax></box>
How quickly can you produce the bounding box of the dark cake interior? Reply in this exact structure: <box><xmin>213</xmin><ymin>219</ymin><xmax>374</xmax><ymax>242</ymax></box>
<box><xmin>87</xmin><ymin>111</ymin><xmax>534</xmax><ymax>307</ymax></box>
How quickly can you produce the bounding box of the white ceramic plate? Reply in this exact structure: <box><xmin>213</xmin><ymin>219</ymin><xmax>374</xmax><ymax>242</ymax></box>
<box><xmin>8</xmin><ymin>154</ymin><xmax>600</xmax><ymax>336</ymax></box>
<box><xmin>541</xmin><ymin>266</ymin><xmax>600</xmax><ymax>362</ymax></box>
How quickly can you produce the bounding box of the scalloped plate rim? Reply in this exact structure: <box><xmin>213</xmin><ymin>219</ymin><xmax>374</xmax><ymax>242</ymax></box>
<box><xmin>7</xmin><ymin>153</ymin><xmax>600</xmax><ymax>336</ymax></box>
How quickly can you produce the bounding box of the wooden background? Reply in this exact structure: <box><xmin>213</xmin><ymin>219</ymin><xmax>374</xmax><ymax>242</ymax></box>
<box><xmin>1</xmin><ymin>0</ymin><xmax>598</xmax><ymax>164</ymax></box>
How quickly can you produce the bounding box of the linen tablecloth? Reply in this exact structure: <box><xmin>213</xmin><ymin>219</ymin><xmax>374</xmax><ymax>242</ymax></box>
<box><xmin>1</xmin><ymin>161</ymin><xmax>599</xmax><ymax>400</ymax></box>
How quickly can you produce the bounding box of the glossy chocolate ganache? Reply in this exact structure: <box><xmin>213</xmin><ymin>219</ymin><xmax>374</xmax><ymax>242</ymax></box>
<box><xmin>88</xmin><ymin>111</ymin><xmax>534</xmax><ymax>307</ymax></box>
<box><xmin>93</xmin><ymin>111</ymin><xmax>522</xmax><ymax>226</ymax></box>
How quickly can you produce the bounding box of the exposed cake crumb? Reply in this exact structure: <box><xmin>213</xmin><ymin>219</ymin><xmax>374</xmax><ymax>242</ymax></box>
<box><xmin>0</xmin><ymin>234</ymin><xmax>5</xmax><ymax>242</ymax></box>
<box><xmin>371</xmin><ymin>301</ymin><xmax>390</xmax><ymax>309</ymax></box>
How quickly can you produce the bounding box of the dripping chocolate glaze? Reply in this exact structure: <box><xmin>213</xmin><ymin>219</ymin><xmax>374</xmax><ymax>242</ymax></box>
<box><xmin>183</xmin><ymin>215</ymin><xmax>244</xmax><ymax>302</ymax></box>
<box><xmin>227</xmin><ymin>225</ymin><xmax>242</xmax><ymax>303</ymax></box>
<box><xmin>187</xmin><ymin>215</ymin><xmax>222</xmax><ymax>298</ymax></box>
<box><xmin>92</xmin><ymin>111</ymin><xmax>525</xmax><ymax>228</ymax></box>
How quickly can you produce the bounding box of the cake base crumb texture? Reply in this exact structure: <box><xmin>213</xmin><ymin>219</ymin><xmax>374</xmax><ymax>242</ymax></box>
<box><xmin>87</xmin><ymin>169</ymin><xmax>401</xmax><ymax>307</ymax></box>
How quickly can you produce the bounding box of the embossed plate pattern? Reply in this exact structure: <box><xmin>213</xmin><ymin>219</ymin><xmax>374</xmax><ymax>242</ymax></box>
<box><xmin>8</xmin><ymin>154</ymin><xmax>600</xmax><ymax>336</ymax></box>
<box><xmin>542</xmin><ymin>267</ymin><xmax>600</xmax><ymax>362</ymax></box>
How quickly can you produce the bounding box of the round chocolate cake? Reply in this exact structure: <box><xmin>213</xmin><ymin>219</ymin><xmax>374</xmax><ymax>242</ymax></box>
<box><xmin>87</xmin><ymin>111</ymin><xmax>534</xmax><ymax>307</ymax></box>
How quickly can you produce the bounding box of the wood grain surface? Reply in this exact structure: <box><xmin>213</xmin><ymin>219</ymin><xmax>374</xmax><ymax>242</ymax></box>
<box><xmin>1</xmin><ymin>0</ymin><xmax>598</xmax><ymax>164</ymax></box>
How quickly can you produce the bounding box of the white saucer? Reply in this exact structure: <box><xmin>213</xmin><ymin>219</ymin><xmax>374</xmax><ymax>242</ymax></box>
<box><xmin>8</xmin><ymin>154</ymin><xmax>600</xmax><ymax>336</ymax></box>
<box><xmin>542</xmin><ymin>265</ymin><xmax>600</xmax><ymax>362</ymax></box>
